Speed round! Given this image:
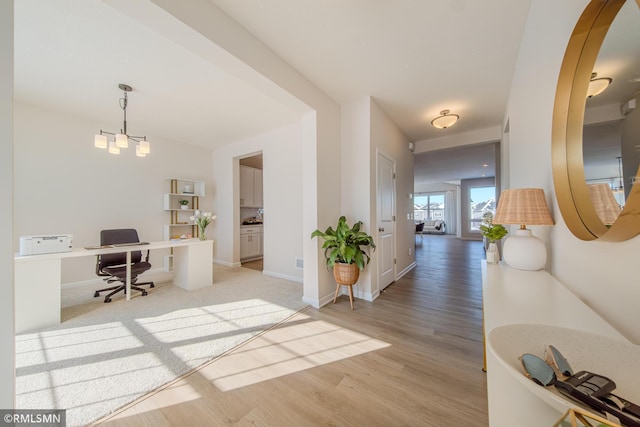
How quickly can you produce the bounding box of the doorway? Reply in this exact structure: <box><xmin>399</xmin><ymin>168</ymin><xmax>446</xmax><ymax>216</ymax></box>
<box><xmin>239</xmin><ymin>154</ymin><xmax>264</xmax><ymax>271</ymax></box>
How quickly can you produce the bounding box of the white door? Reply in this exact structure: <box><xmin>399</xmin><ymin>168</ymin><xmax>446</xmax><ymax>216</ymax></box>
<box><xmin>377</xmin><ymin>152</ymin><xmax>395</xmax><ymax>291</ymax></box>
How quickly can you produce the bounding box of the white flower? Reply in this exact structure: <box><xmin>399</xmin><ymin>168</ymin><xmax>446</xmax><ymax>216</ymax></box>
<box><xmin>192</xmin><ymin>210</ymin><xmax>216</xmax><ymax>229</ymax></box>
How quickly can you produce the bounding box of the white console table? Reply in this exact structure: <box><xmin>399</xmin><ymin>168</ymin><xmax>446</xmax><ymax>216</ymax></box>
<box><xmin>14</xmin><ymin>239</ymin><xmax>214</xmax><ymax>334</ymax></box>
<box><xmin>482</xmin><ymin>261</ymin><xmax>637</xmax><ymax>426</ymax></box>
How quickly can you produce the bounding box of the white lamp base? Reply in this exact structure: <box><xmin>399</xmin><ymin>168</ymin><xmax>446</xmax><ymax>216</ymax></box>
<box><xmin>502</xmin><ymin>228</ymin><xmax>547</xmax><ymax>271</ymax></box>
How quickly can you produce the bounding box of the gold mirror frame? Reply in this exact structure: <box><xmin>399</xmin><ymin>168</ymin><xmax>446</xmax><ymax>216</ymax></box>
<box><xmin>552</xmin><ymin>0</ymin><xmax>640</xmax><ymax>241</ymax></box>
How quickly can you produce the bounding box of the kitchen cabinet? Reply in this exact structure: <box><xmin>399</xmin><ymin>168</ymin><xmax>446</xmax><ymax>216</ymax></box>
<box><xmin>240</xmin><ymin>166</ymin><xmax>263</xmax><ymax>208</ymax></box>
<box><xmin>240</xmin><ymin>225</ymin><xmax>263</xmax><ymax>260</ymax></box>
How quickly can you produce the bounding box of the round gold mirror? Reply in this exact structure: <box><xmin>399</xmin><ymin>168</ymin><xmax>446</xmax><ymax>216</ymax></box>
<box><xmin>552</xmin><ymin>0</ymin><xmax>640</xmax><ymax>241</ymax></box>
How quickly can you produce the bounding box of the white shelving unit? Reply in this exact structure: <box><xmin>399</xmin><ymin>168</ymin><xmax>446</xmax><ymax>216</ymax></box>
<box><xmin>163</xmin><ymin>178</ymin><xmax>205</xmax><ymax>271</ymax></box>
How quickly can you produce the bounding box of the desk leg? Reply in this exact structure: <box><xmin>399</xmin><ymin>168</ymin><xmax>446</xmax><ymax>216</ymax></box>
<box><xmin>126</xmin><ymin>250</ymin><xmax>131</xmax><ymax>301</ymax></box>
<box><xmin>15</xmin><ymin>259</ymin><xmax>61</xmax><ymax>333</ymax></box>
<box><xmin>173</xmin><ymin>240</ymin><xmax>213</xmax><ymax>291</ymax></box>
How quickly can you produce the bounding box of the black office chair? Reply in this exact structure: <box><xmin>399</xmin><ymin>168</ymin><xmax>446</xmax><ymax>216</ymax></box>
<box><xmin>94</xmin><ymin>229</ymin><xmax>154</xmax><ymax>303</ymax></box>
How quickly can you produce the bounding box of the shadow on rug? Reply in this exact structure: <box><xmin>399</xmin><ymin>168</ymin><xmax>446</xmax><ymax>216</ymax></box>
<box><xmin>15</xmin><ymin>265</ymin><xmax>307</xmax><ymax>427</ymax></box>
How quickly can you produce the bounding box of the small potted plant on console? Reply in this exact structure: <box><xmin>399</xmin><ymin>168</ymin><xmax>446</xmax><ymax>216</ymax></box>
<box><xmin>480</xmin><ymin>211</ymin><xmax>508</xmax><ymax>264</ymax></box>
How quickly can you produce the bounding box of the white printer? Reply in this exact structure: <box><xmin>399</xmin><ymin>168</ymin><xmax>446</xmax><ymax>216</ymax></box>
<box><xmin>19</xmin><ymin>235</ymin><xmax>73</xmax><ymax>256</ymax></box>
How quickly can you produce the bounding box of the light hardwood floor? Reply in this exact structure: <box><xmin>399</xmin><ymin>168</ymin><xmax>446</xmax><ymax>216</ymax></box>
<box><xmin>99</xmin><ymin>235</ymin><xmax>488</xmax><ymax>426</ymax></box>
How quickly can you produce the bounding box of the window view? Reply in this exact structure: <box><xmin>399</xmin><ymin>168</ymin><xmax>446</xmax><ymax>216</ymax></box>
<box><xmin>414</xmin><ymin>193</ymin><xmax>445</xmax><ymax>222</ymax></box>
<box><xmin>469</xmin><ymin>186</ymin><xmax>496</xmax><ymax>231</ymax></box>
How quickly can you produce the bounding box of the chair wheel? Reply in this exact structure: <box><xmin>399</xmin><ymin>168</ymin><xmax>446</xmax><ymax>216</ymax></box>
<box><xmin>150</xmin><ymin>284</ymin><xmax>155</xmax><ymax>288</ymax></box>
<box><xmin>142</xmin><ymin>291</ymin><xmax>148</xmax><ymax>296</ymax></box>
<box><xmin>94</xmin><ymin>292</ymin><xmax>100</xmax><ymax>297</ymax></box>
<box><xmin>104</xmin><ymin>298</ymin><xmax>112</xmax><ymax>303</ymax></box>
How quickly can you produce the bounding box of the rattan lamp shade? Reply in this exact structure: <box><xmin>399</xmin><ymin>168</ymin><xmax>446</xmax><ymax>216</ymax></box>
<box><xmin>588</xmin><ymin>183</ymin><xmax>621</xmax><ymax>225</ymax></box>
<box><xmin>493</xmin><ymin>188</ymin><xmax>554</xmax><ymax>271</ymax></box>
<box><xmin>493</xmin><ymin>188</ymin><xmax>554</xmax><ymax>227</ymax></box>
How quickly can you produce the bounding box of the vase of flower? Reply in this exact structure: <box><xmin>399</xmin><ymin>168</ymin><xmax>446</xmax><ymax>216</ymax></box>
<box><xmin>190</xmin><ymin>210</ymin><xmax>216</xmax><ymax>241</ymax></box>
<box><xmin>480</xmin><ymin>212</ymin><xmax>508</xmax><ymax>264</ymax></box>
<box><xmin>486</xmin><ymin>242</ymin><xmax>500</xmax><ymax>264</ymax></box>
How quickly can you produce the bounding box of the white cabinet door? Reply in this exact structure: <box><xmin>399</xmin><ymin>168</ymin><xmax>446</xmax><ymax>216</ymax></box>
<box><xmin>240</xmin><ymin>234</ymin><xmax>251</xmax><ymax>259</ymax></box>
<box><xmin>240</xmin><ymin>233</ymin><xmax>261</xmax><ymax>260</ymax></box>
<box><xmin>240</xmin><ymin>166</ymin><xmax>254</xmax><ymax>207</ymax></box>
<box><xmin>240</xmin><ymin>166</ymin><xmax>263</xmax><ymax>208</ymax></box>
<box><xmin>254</xmin><ymin>169</ymin><xmax>263</xmax><ymax>208</ymax></box>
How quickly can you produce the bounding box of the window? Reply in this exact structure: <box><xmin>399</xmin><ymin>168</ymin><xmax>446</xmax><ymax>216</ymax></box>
<box><xmin>414</xmin><ymin>193</ymin><xmax>445</xmax><ymax>222</ymax></box>
<box><xmin>469</xmin><ymin>186</ymin><xmax>496</xmax><ymax>231</ymax></box>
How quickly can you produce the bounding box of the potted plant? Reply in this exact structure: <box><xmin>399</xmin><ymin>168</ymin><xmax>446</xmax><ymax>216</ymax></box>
<box><xmin>479</xmin><ymin>211</ymin><xmax>508</xmax><ymax>264</ymax></box>
<box><xmin>178</xmin><ymin>200</ymin><xmax>189</xmax><ymax>210</ymax></box>
<box><xmin>311</xmin><ymin>216</ymin><xmax>376</xmax><ymax>286</ymax></box>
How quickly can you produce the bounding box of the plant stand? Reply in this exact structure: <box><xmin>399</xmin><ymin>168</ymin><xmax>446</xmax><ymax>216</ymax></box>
<box><xmin>333</xmin><ymin>263</ymin><xmax>360</xmax><ymax>310</ymax></box>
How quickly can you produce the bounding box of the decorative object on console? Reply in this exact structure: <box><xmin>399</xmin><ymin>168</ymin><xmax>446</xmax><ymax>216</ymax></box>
<box><xmin>94</xmin><ymin>83</ymin><xmax>151</xmax><ymax>157</ymax></box>
<box><xmin>311</xmin><ymin>216</ymin><xmax>376</xmax><ymax>310</ymax></box>
<box><xmin>479</xmin><ymin>212</ymin><xmax>508</xmax><ymax>264</ymax></box>
<box><xmin>493</xmin><ymin>188</ymin><xmax>554</xmax><ymax>271</ymax></box>
<box><xmin>191</xmin><ymin>210</ymin><xmax>216</xmax><ymax>241</ymax></box>
<box><xmin>430</xmin><ymin>109</ymin><xmax>459</xmax><ymax>129</ymax></box>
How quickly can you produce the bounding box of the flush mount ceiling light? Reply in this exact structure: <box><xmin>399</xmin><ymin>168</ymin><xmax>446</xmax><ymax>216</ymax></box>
<box><xmin>430</xmin><ymin>109</ymin><xmax>459</xmax><ymax>129</ymax></box>
<box><xmin>587</xmin><ymin>72</ymin><xmax>612</xmax><ymax>98</ymax></box>
<box><xmin>94</xmin><ymin>84</ymin><xmax>151</xmax><ymax>157</ymax></box>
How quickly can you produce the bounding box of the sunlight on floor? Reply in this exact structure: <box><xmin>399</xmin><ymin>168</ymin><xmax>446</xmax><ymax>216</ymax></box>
<box><xmin>200</xmin><ymin>313</ymin><xmax>391</xmax><ymax>391</ymax></box>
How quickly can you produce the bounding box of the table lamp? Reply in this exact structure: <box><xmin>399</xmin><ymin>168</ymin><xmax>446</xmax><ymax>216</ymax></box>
<box><xmin>588</xmin><ymin>183</ymin><xmax>621</xmax><ymax>226</ymax></box>
<box><xmin>493</xmin><ymin>188</ymin><xmax>554</xmax><ymax>271</ymax></box>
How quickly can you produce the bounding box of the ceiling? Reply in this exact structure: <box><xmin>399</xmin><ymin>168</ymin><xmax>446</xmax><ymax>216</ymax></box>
<box><xmin>14</xmin><ymin>0</ymin><xmax>535</xmax><ymax>184</ymax></box>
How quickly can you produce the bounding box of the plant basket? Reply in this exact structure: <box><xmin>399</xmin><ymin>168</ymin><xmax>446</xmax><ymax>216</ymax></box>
<box><xmin>333</xmin><ymin>262</ymin><xmax>359</xmax><ymax>285</ymax></box>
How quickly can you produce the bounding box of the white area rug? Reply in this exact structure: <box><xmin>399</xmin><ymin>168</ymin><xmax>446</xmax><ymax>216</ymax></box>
<box><xmin>15</xmin><ymin>265</ymin><xmax>306</xmax><ymax>427</ymax></box>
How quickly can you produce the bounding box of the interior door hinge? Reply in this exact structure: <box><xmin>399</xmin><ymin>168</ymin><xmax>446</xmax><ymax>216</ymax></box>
<box><xmin>393</xmin><ymin>173</ymin><xmax>396</xmax><ymax>179</ymax></box>
<box><xmin>392</xmin><ymin>215</ymin><xmax>396</xmax><ymax>221</ymax></box>
<box><xmin>394</xmin><ymin>258</ymin><xmax>397</xmax><ymax>265</ymax></box>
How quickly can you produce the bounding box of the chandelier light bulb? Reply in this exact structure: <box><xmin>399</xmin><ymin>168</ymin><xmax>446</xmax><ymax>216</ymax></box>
<box><xmin>135</xmin><ymin>144</ymin><xmax>146</xmax><ymax>157</ymax></box>
<box><xmin>94</xmin><ymin>134</ymin><xmax>107</xmax><ymax>149</ymax></box>
<box><xmin>115</xmin><ymin>133</ymin><xmax>128</xmax><ymax>148</ymax></box>
<box><xmin>138</xmin><ymin>139</ymin><xmax>150</xmax><ymax>154</ymax></box>
<box><xmin>108</xmin><ymin>140</ymin><xmax>120</xmax><ymax>155</ymax></box>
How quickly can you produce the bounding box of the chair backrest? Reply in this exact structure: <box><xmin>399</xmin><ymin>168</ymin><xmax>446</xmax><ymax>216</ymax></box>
<box><xmin>415</xmin><ymin>222</ymin><xmax>425</xmax><ymax>233</ymax></box>
<box><xmin>98</xmin><ymin>229</ymin><xmax>142</xmax><ymax>269</ymax></box>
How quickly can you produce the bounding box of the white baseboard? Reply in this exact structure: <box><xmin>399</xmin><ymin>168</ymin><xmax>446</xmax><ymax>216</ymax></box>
<box><xmin>302</xmin><ymin>295</ymin><xmax>321</xmax><ymax>308</ymax></box>
<box><xmin>396</xmin><ymin>261</ymin><xmax>416</xmax><ymax>280</ymax></box>
<box><xmin>214</xmin><ymin>259</ymin><xmax>241</xmax><ymax>268</ymax></box>
<box><xmin>262</xmin><ymin>270</ymin><xmax>303</xmax><ymax>284</ymax></box>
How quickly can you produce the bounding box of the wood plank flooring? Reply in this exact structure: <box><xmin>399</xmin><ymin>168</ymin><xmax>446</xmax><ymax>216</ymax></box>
<box><xmin>99</xmin><ymin>235</ymin><xmax>488</xmax><ymax>426</ymax></box>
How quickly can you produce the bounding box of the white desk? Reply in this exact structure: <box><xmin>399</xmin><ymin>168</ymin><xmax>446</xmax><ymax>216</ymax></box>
<box><xmin>14</xmin><ymin>239</ymin><xmax>214</xmax><ymax>333</ymax></box>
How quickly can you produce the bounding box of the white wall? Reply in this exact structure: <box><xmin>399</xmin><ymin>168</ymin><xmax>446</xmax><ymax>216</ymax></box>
<box><xmin>1</xmin><ymin>0</ymin><xmax>15</xmax><ymax>408</ymax></box>
<box><xmin>338</xmin><ymin>97</ymin><xmax>414</xmax><ymax>300</ymax></box>
<box><xmin>370</xmin><ymin>99</ymin><xmax>415</xmax><ymax>285</ymax></box>
<box><xmin>505</xmin><ymin>0</ymin><xmax>640</xmax><ymax>343</ymax></box>
<box><xmin>211</xmin><ymin>122</ymin><xmax>304</xmax><ymax>283</ymax></box>
<box><xmin>14</xmin><ymin>103</ymin><xmax>214</xmax><ymax>284</ymax></box>
<box><xmin>138</xmin><ymin>0</ymin><xmax>342</xmax><ymax>308</ymax></box>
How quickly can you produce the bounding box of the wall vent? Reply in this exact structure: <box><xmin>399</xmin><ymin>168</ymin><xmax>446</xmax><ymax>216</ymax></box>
<box><xmin>295</xmin><ymin>258</ymin><xmax>304</xmax><ymax>269</ymax></box>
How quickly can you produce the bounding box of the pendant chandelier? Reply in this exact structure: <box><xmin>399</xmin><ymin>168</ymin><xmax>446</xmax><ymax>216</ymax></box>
<box><xmin>94</xmin><ymin>84</ymin><xmax>150</xmax><ymax>157</ymax></box>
